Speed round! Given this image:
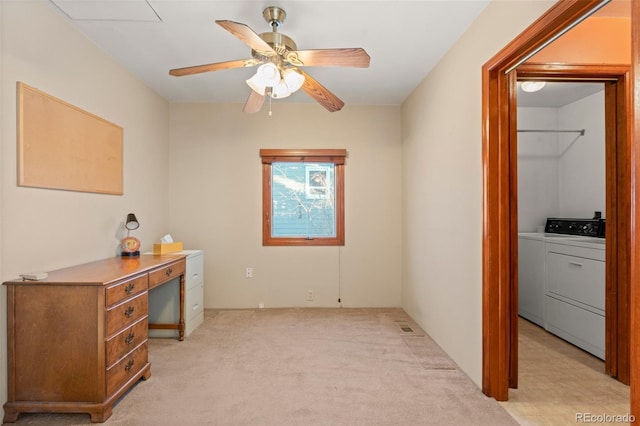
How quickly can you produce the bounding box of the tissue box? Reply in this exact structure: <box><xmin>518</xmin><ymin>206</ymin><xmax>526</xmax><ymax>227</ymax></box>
<box><xmin>153</xmin><ymin>242</ymin><xmax>183</xmax><ymax>255</ymax></box>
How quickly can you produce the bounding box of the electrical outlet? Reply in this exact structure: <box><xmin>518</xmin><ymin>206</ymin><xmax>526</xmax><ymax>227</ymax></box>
<box><xmin>307</xmin><ymin>290</ymin><xmax>314</xmax><ymax>301</ymax></box>
<box><xmin>245</xmin><ymin>267</ymin><xmax>253</xmax><ymax>278</ymax></box>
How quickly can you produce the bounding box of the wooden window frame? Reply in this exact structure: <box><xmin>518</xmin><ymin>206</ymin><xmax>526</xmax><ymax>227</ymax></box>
<box><xmin>260</xmin><ymin>149</ymin><xmax>346</xmax><ymax>246</ymax></box>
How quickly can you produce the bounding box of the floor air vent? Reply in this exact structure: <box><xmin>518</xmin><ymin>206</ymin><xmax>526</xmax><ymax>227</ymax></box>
<box><xmin>397</xmin><ymin>322</ymin><xmax>414</xmax><ymax>333</ymax></box>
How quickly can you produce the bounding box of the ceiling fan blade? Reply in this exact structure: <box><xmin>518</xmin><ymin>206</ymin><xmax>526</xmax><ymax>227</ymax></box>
<box><xmin>243</xmin><ymin>90</ymin><xmax>265</xmax><ymax>113</ymax></box>
<box><xmin>216</xmin><ymin>20</ymin><xmax>276</xmax><ymax>56</ymax></box>
<box><xmin>169</xmin><ymin>59</ymin><xmax>258</xmax><ymax>77</ymax></box>
<box><xmin>286</xmin><ymin>48</ymin><xmax>370</xmax><ymax>68</ymax></box>
<box><xmin>298</xmin><ymin>70</ymin><xmax>344</xmax><ymax>113</ymax></box>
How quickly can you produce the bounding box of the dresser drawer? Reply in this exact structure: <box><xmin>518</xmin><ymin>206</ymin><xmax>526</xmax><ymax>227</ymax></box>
<box><xmin>106</xmin><ymin>343</ymin><xmax>148</xmax><ymax>397</ymax></box>
<box><xmin>186</xmin><ymin>253</ymin><xmax>204</xmax><ymax>290</ymax></box>
<box><xmin>106</xmin><ymin>317</ymin><xmax>148</xmax><ymax>367</ymax></box>
<box><xmin>186</xmin><ymin>283</ymin><xmax>204</xmax><ymax>322</ymax></box>
<box><xmin>106</xmin><ymin>274</ymin><xmax>148</xmax><ymax>307</ymax></box>
<box><xmin>107</xmin><ymin>292</ymin><xmax>148</xmax><ymax>337</ymax></box>
<box><xmin>149</xmin><ymin>260</ymin><xmax>185</xmax><ymax>290</ymax></box>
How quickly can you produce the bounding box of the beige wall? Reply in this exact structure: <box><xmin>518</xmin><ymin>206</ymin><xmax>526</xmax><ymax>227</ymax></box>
<box><xmin>0</xmin><ymin>0</ymin><xmax>170</xmax><ymax>412</ymax></box>
<box><xmin>400</xmin><ymin>0</ymin><xmax>556</xmax><ymax>386</ymax></box>
<box><xmin>168</xmin><ymin>103</ymin><xmax>402</xmax><ymax>309</ymax></box>
<box><xmin>0</xmin><ymin>0</ymin><xmax>563</xmax><ymax>413</ymax></box>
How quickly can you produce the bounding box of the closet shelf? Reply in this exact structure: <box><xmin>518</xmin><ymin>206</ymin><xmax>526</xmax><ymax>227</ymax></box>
<box><xmin>517</xmin><ymin>129</ymin><xmax>585</xmax><ymax>136</ymax></box>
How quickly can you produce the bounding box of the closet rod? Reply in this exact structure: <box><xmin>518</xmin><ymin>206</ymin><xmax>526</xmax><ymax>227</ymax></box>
<box><xmin>517</xmin><ymin>129</ymin><xmax>585</xmax><ymax>136</ymax></box>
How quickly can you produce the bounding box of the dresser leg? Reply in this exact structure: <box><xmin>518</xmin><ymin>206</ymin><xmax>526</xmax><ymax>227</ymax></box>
<box><xmin>89</xmin><ymin>406</ymin><xmax>112</xmax><ymax>423</ymax></box>
<box><xmin>2</xmin><ymin>406</ymin><xmax>19</xmax><ymax>423</ymax></box>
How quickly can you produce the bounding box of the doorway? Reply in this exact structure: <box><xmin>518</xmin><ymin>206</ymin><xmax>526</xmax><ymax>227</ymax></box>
<box><xmin>515</xmin><ymin>66</ymin><xmax>630</xmax><ymax>387</ymax></box>
<box><xmin>513</xmin><ymin>77</ymin><xmax>630</xmax><ymax>420</ymax></box>
<box><xmin>480</xmin><ymin>0</ymin><xmax>637</xmax><ymax>413</ymax></box>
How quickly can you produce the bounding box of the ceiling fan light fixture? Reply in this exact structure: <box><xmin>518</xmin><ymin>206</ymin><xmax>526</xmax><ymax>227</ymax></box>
<box><xmin>521</xmin><ymin>81</ymin><xmax>546</xmax><ymax>93</ymax></box>
<box><xmin>257</xmin><ymin>63</ymin><xmax>280</xmax><ymax>87</ymax></box>
<box><xmin>271</xmin><ymin>79</ymin><xmax>291</xmax><ymax>99</ymax></box>
<box><xmin>246</xmin><ymin>74</ymin><xmax>267</xmax><ymax>95</ymax></box>
<box><xmin>283</xmin><ymin>68</ymin><xmax>305</xmax><ymax>92</ymax></box>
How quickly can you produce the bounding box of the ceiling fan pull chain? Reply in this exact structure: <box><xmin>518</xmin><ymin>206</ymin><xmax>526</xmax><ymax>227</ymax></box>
<box><xmin>268</xmin><ymin>95</ymin><xmax>273</xmax><ymax>116</ymax></box>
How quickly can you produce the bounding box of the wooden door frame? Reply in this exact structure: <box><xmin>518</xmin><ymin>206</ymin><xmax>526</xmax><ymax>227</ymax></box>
<box><xmin>481</xmin><ymin>0</ymin><xmax>639</xmax><ymax>414</ymax></box>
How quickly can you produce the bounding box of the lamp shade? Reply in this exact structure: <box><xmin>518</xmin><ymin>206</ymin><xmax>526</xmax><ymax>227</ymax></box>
<box><xmin>125</xmin><ymin>213</ymin><xmax>139</xmax><ymax>231</ymax></box>
<box><xmin>257</xmin><ymin>63</ymin><xmax>280</xmax><ymax>87</ymax></box>
<box><xmin>246</xmin><ymin>63</ymin><xmax>282</xmax><ymax>95</ymax></box>
<box><xmin>271</xmin><ymin>79</ymin><xmax>291</xmax><ymax>99</ymax></box>
<box><xmin>283</xmin><ymin>69</ymin><xmax>305</xmax><ymax>92</ymax></box>
<box><xmin>246</xmin><ymin>74</ymin><xmax>267</xmax><ymax>95</ymax></box>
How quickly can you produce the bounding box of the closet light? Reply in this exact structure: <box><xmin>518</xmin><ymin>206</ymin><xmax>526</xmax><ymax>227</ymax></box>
<box><xmin>521</xmin><ymin>81</ymin><xmax>546</xmax><ymax>93</ymax></box>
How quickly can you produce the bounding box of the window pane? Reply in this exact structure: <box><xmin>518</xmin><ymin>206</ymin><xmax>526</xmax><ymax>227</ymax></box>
<box><xmin>271</xmin><ymin>162</ymin><xmax>336</xmax><ymax>238</ymax></box>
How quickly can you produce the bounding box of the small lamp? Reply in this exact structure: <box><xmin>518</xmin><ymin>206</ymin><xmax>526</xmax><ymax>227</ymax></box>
<box><xmin>120</xmin><ymin>213</ymin><xmax>141</xmax><ymax>257</ymax></box>
<box><xmin>125</xmin><ymin>213</ymin><xmax>139</xmax><ymax>232</ymax></box>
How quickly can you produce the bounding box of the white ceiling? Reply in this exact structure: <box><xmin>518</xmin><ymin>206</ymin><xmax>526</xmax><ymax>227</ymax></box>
<box><xmin>517</xmin><ymin>82</ymin><xmax>605</xmax><ymax>108</ymax></box>
<box><xmin>48</xmin><ymin>0</ymin><xmax>491</xmax><ymax>108</ymax></box>
<box><xmin>47</xmin><ymin>0</ymin><xmax>630</xmax><ymax>110</ymax></box>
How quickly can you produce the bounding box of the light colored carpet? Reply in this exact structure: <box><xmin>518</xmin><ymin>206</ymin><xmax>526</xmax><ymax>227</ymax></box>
<box><xmin>8</xmin><ymin>308</ymin><xmax>518</xmax><ymax>425</ymax></box>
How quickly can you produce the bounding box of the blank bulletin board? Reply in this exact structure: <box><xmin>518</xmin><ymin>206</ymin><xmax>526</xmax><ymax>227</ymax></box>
<box><xmin>17</xmin><ymin>82</ymin><xmax>123</xmax><ymax>195</ymax></box>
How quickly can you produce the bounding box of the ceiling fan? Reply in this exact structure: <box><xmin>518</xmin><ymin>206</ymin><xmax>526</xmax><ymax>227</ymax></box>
<box><xmin>169</xmin><ymin>6</ymin><xmax>370</xmax><ymax>113</ymax></box>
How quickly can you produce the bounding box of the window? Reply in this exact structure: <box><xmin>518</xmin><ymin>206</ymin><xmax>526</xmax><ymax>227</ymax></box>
<box><xmin>260</xmin><ymin>149</ymin><xmax>346</xmax><ymax>246</ymax></box>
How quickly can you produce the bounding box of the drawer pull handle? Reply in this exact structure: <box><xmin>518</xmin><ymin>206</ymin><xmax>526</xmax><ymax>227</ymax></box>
<box><xmin>192</xmin><ymin>303</ymin><xmax>199</xmax><ymax>311</ymax></box>
<box><xmin>124</xmin><ymin>359</ymin><xmax>134</xmax><ymax>372</ymax></box>
<box><xmin>166</xmin><ymin>267</ymin><xmax>173</xmax><ymax>277</ymax></box>
<box><xmin>124</xmin><ymin>306</ymin><xmax>135</xmax><ymax>318</ymax></box>
<box><xmin>124</xmin><ymin>282</ymin><xmax>135</xmax><ymax>294</ymax></box>
<box><xmin>124</xmin><ymin>332</ymin><xmax>135</xmax><ymax>344</ymax></box>
<box><xmin>568</xmin><ymin>261</ymin><xmax>583</xmax><ymax>268</ymax></box>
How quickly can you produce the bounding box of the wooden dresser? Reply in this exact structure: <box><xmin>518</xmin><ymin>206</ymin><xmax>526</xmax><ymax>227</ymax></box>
<box><xmin>3</xmin><ymin>254</ymin><xmax>187</xmax><ymax>423</ymax></box>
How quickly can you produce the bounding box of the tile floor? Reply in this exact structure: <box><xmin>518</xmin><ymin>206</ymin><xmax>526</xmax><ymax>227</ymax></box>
<box><xmin>499</xmin><ymin>318</ymin><xmax>631</xmax><ymax>425</ymax></box>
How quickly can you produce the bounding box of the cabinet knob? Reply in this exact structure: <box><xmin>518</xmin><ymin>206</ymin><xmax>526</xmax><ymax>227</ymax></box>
<box><xmin>166</xmin><ymin>267</ymin><xmax>173</xmax><ymax>277</ymax></box>
<box><xmin>124</xmin><ymin>282</ymin><xmax>135</xmax><ymax>294</ymax></box>
<box><xmin>124</xmin><ymin>359</ymin><xmax>134</xmax><ymax>372</ymax></box>
<box><xmin>124</xmin><ymin>332</ymin><xmax>135</xmax><ymax>344</ymax></box>
<box><xmin>124</xmin><ymin>306</ymin><xmax>135</xmax><ymax>318</ymax></box>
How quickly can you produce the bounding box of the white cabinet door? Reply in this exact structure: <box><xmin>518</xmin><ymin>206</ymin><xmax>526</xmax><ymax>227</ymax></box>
<box><xmin>518</xmin><ymin>236</ymin><xmax>545</xmax><ymax>327</ymax></box>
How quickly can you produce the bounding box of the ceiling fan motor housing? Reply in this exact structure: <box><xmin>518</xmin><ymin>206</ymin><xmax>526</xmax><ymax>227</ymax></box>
<box><xmin>256</xmin><ymin>32</ymin><xmax>297</xmax><ymax>59</ymax></box>
<box><xmin>254</xmin><ymin>6</ymin><xmax>298</xmax><ymax>64</ymax></box>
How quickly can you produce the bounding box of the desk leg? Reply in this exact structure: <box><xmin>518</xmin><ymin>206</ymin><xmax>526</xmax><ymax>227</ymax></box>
<box><xmin>178</xmin><ymin>274</ymin><xmax>185</xmax><ymax>341</ymax></box>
